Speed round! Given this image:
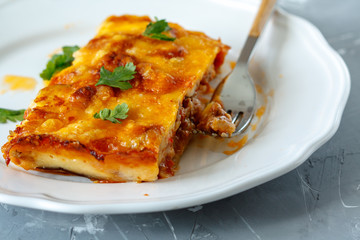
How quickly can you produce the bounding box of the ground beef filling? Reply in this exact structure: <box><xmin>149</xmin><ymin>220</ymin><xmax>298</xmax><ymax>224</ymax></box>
<box><xmin>159</xmin><ymin>95</ymin><xmax>235</xmax><ymax>177</ymax></box>
<box><xmin>158</xmin><ymin>67</ymin><xmax>236</xmax><ymax>178</ymax></box>
<box><xmin>158</xmin><ymin>94</ymin><xmax>204</xmax><ymax>178</ymax></box>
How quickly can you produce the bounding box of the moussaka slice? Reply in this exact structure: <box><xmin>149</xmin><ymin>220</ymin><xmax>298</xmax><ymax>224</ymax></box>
<box><xmin>2</xmin><ymin>15</ymin><xmax>230</xmax><ymax>182</ymax></box>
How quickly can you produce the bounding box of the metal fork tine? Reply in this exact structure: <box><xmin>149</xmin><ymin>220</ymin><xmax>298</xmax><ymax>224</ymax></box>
<box><xmin>231</xmin><ymin>111</ymin><xmax>243</xmax><ymax>125</ymax></box>
<box><xmin>235</xmin><ymin>109</ymin><xmax>254</xmax><ymax>134</ymax></box>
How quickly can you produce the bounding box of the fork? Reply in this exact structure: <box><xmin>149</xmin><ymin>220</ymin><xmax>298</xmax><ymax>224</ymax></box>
<box><xmin>210</xmin><ymin>0</ymin><xmax>277</xmax><ymax>136</ymax></box>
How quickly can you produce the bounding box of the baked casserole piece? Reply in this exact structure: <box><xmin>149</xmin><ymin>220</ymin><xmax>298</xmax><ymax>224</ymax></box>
<box><xmin>2</xmin><ymin>15</ymin><xmax>233</xmax><ymax>182</ymax></box>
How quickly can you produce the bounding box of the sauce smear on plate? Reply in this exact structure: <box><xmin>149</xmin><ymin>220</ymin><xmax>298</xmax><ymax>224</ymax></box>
<box><xmin>1</xmin><ymin>75</ymin><xmax>37</xmax><ymax>92</ymax></box>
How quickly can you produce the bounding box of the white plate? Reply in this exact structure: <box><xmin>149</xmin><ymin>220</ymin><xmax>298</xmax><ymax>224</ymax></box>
<box><xmin>0</xmin><ymin>0</ymin><xmax>350</xmax><ymax>214</ymax></box>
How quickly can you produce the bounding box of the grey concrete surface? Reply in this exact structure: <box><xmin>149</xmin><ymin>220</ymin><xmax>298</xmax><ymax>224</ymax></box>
<box><xmin>1</xmin><ymin>0</ymin><xmax>359</xmax><ymax>239</ymax></box>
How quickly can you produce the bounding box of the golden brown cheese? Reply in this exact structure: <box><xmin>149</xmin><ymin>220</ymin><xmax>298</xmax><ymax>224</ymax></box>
<box><xmin>2</xmin><ymin>15</ymin><xmax>229</xmax><ymax>182</ymax></box>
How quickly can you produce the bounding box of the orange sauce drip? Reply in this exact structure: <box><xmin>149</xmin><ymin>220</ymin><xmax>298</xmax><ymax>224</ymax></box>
<box><xmin>256</xmin><ymin>105</ymin><xmax>266</xmax><ymax>118</ymax></box>
<box><xmin>223</xmin><ymin>135</ymin><xmax>248</xmax><ymax>155</ymax></box>
<box><xmin>144</xmin><ymin>193</ymin><xmax>149</xmax><ymax>196</ymax></box>
<box><xmin>251</xmin><ymin>105</ymin><xmax>266</xmax><ymax>131</ymax></box>
<box><xmin>2</xmin><ymin>75</ymin><xmax>36</xmax><ymax>91</ymax></box>
<box><xmin>255</xmin><ymin>83</ymin><xmax>263</xmax><ymax>94</ymax></box>
<box><xmin>268</xmin><ymin>89</ymin><xmax>274</xmax><ymax>97</ymax></box>
<box><xmin>229</xmin><ymin>61</ymin><xmax>236</xmax><ymax>70</ymax></box>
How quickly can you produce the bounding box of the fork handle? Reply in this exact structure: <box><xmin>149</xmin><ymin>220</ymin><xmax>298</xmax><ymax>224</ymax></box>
<box><xmin>249</xmin><ymin>0</ymin><xmax>277</xmax><ymax>37</ymax></box>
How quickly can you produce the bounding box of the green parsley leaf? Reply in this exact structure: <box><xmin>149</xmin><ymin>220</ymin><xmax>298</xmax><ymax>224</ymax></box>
<box><xmin>95</xmin><ymin>62</ymin><xmax>136</xmax><ymax>90</ymax></box>
<box><xmin>142</xmin><ymin>17</ymin><xmax>176</xmax><ymax>41</ymax></box>
<box><xmin>0</xmin><ymin>108</ymin><xmax>25</xmax><ymax>123</ymax></box>
<box><xmin>40</xmin><ymin>45</ymin><xmax>80</xmax><ymax>80</ymax></box>
<box><xmin>93</xmin><ymin>103</ymin><xmax>129</xmax><ymax>124</ymax></box>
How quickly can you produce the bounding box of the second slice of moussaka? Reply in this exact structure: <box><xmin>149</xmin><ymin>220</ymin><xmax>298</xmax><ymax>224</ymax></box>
<box><xmin>2</xmin><ymin>15</ymin><xmax>230</xmax><ymax>182</ymax></box>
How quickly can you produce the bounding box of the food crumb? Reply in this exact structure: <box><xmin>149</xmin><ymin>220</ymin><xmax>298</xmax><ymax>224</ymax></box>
<box><xmin>144</xmin><ymin>194</ymin><xmax>149</xmax><ymax>196</ymax></box>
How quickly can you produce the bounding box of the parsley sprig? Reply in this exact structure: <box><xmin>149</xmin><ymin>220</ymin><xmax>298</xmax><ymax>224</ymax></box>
<box><xmin>143</xmin><ymin>17</ymin><xmax>175</xmax><ymax>41</ymax></box>
<box><xmin>0</xmin><ymin>108</ymin><xmax>25</xmax><ymax>123</ymax></box>
<box><xmin>93</xmin><ymin>103</ymin><xmax>129</xmax><ymax>124</ymax></box>
<box><xmin>40</xmin><ymin>45</ymin><xmax>80</xmax><ymax>80</ymax></box>
<box><xmin>95</xmin><ymin>63</ymin><xmax>136</xmax><ymax>90</ymax></box>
